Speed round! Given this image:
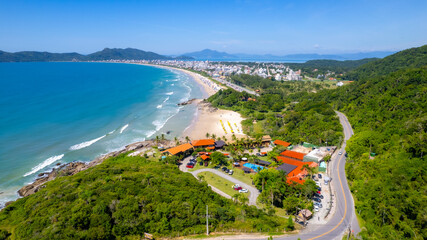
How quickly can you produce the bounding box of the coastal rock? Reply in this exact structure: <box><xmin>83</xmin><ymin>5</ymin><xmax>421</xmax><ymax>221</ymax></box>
<box><xmin>177</xmin><ymin>98</ymin><xmax>200</xmax><ymax>106</ymax></box>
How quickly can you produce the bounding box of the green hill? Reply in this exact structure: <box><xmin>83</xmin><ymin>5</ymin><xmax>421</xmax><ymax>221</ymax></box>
<box><xmin>0</xmin><ymin>154</ymin><xmax>286</xmax><ymax>239</ymax></box>
<box><xmin>345</xmin><ymin>44</ymin><xmax>427</xmax><ymax>80</ymax></box>
<box><xmin>0</xmin><ymin>48</ymin><xmax>194</xmax><ymax>62</ymax></box>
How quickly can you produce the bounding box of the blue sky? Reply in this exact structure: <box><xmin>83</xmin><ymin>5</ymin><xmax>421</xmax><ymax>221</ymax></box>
<box><xmin>1</xmin><ymin>0</ymin><xmax>426</xmax><ymax>55</ymax></box>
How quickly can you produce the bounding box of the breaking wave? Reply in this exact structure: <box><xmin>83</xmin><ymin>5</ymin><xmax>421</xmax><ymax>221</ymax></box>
<box><xmin>69</xmin><ymin>135</ymin><xmax>106</xmax><ymax>150</ymax></box>
<box><xmin>23</xmin><ymin>154</ymin><xmax>64</xmax><ymax>177</ymax></box>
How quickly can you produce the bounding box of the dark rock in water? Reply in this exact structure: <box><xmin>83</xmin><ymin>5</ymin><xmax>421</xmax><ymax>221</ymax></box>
<box><xmin>56</xmin><ymin>162</ymin><xmax>61</xmax><ymax>166</ymax></box>
<box><xmin>37</xmin><ymin>173</ymin><xmax>46</xmax><ymax>177</ymax></box>
<box><xmin>166</xmin><ymin>131</ymin><xmax>171</xmax><ymax>134</ymax></box>
<box><xmin>177</xmin><ymin>98</ymin><xmax>198</xmax><ymax>106</ymax></box>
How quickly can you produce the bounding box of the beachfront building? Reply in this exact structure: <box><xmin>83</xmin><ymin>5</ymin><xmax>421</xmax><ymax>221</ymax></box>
<box><xmin>214</xmin><ymin>140</ymin><xmax>226</xmax><ymax>149</ymax></box>
<box><xmin>191</xmin><ymin>139</ymin><xmax>215</xmax><ymax>149</ymax></box>
<box><xmin>163</xmin><ymin>143</ymin><xmax>194</xmax><ymax>157</ymax></box>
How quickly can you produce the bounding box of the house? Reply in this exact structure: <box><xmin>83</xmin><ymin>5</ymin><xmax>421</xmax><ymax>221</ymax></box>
<box><xmin>214</xmin><ymin>140</ymin><xmax>226</xmax><ymax>149</ymax></box>
<box><xmin>261</xmin><ymin>135</ymin><xmax>272</xmax><ymax>147</ymax></box>
<box><xmin>191</xmin><ymin>139</ymin><xmax>215</xmax><ymax>148</ymax></box>
<box><xmin>273</xmin><ymin>139</ymin><xmax>291</xmax><ymax>148</ymax></box>
<box><xmin>280</xmin><ymin>150</ymin><xmax>306</xmax><ymax>161</ymax></box>
<box><xmin>277</xmin><ymin>156</ymin><xmax>318</xmax><ymax>184</ymax></box>
<box><xmin>163</xmin><ymin>143</ymin><xmax>193</xmax><ymax>156</ymax></box>
<box><xmin>336</xmin><ymin>81</ymin><xmax>344</xmax><ymax>87</ymax></box>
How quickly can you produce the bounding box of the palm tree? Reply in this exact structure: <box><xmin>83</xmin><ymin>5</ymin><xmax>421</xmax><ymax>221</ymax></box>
<box><xmin>211</xmin><ymin>134</ymin><xmax>216</xmax><ymax>140</ymax></box>
<box><xmin>223</xmin><ymin>136</ymin><xmax>228</xmax><ymax>143</ymax></box>
<box><xmin>174</xmin><ymin>136</ymin><xmax>180</xmax><ymax>145</ymax></box>
<box><xmin>161</xmin><ymin>133</ymin><xmax>165</xmax><ymax>140</ymax></box>
<box><xmin>185</xmin><ymin>136</ymin><xmax>190</xmax><ymax>143</ymax></box>
<box><xmin>206</xmin><ymin>132</ymin><xmax>210</xmax><ymax>138</ymax></box>
<box><xmin>301</xmin><ymin>164</ymin><xmax>316</xmax><ymax>179</ymax></box>
<box><xmin>232</xmin><ymin>134</ymin><xmax>237</xmax><ymax>142</ymax></box>
<box><xmin>155</xmin><ymin>135</ymin><xmax>160</xmax><ymax>144</ymax></box>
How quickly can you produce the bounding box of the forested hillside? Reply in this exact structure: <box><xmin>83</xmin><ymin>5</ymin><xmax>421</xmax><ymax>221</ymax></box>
<box><xmin>345</xmin><ymin>44</ymin><xmax>427</xmax><ymax>80</ymax></box>
<box><xmin>0</xmin><ymin>154</ymin><xmax>286</xmax><ymax>239</ymax></box>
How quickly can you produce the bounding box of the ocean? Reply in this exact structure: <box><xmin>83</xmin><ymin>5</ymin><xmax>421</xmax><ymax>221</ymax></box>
<box><xmin>0</xmin><ymin>62</ymin><xmax>207</xmax><ymax>207</ymax></box>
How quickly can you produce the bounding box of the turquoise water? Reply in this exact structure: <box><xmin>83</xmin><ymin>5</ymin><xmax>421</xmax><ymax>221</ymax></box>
<box><xmin>0</xmin><ymin>62</ymin><xmax>206</xmax><ymax>206</ymax></box>
<box><xmin>243</xmin><ymin>163</ymin><xmax>265</xmax><ymax>172</ymax></box>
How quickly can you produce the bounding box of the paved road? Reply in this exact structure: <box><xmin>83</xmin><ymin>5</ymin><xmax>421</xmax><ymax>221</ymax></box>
<box><xmin>266</xmin><ymin>111</ymin><xmax>360</xmax><ymax>240</ymax></box>
<box><xmin>214</xmin><ymin>77</ymin><xmax>260</xmax><ymax>96</ymax></box>
<box><xmin>192</xmin><ymin>168</ymin><xmax>260</xmax><ymax>206</ymax></box>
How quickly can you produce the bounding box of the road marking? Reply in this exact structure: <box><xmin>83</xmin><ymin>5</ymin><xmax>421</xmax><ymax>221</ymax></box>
<box><xmin>308</xmin><ymin>153</ymin><xmax>347</xmax><ymax>240</ymax></box>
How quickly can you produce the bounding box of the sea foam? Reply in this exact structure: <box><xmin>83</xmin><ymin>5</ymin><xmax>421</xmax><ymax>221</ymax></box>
<box><xmin>120</xmin><ymin>124</ymin><xmax>129</xmax><ymax>134</ymax></box>
<box><xmin>69</xmin><ymin>135</ymin><xmax>106</xmax><ymax>150</ymax></box>
<box><xmin>166</xmin><ymin>92</ymin><xmax>174</xmax><ymax>95</ymax></box>
<box><xmin>23</xmin><ymin>154</ymin><xmax>64</xmax><ymax>177</ymax></box>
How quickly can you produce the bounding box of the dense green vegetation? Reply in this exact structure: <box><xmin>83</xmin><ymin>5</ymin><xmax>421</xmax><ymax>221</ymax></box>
<box><xmin>309</xmin><ymin>67</ymin><xmax>427</xmax><ymax>239</ymax></box>
<box><xmin>345</xmin><ymin>44</ymin><xmax>427</xmax><ymax>80</ymax></box>
<box><xmin>208</xmin><ymin>88</ymin><xmax>343</xmax><ymax>146</ymax></box>
<box><xmin>0</xmin><ymin>154</ymin><xmax>287</xmax><ymax>239</ymax></box>
<box><xmin>210</xmin><ymin>44</ymin><xmax>427</xmax><ymax>239</ymax></box>
<box><xmin>252</xmin><ymin>168</ymin><xmax>317</xmax><ymax>215</ymax></box>
<box><xmin>287</xmin><ymin>58</ymin><xmax>379</xmax><ymax>78</ymax></box>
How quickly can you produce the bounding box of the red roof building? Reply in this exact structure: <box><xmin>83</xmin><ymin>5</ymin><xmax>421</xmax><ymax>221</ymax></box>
<box><xmin>277</xmin><ymin>156</ymin><xmax>317</xmax><ymax>184</ymax></box>
<box><xmin>280</xmin><ymin>150</ymin><xmax>306</xmax><ymax>161</ymax></box>
<box><xmin>191</xmin><ymin>139</ymin><xmax>215</xmax><ymax>148</ymax></box>
<box><xmin>273</xmin><ymin>140</ymin><xmax>291</xmax><ymax>147</ymax></box>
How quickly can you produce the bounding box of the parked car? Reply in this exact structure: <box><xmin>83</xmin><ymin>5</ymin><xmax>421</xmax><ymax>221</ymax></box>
<box><xmin>239</xmin><ymin>188</ymin><xmax>248</xmax><ymax>193</ymax></box>
<box><xmin>234</xmin><ymin>186</ymin><xmax>242</xmax><ymax>191</ymax></box>
<box><xmin>315</xmin><ymin>193</ymin><xmax>324</xmax><ymax>199</ymax></box>
<box><xmin>317</xmin><ymin>190</ymin><xmax>321</xmax><ymax>194</ymax></box>
<box><xmin>314</xmin><ymin>202</ymin><xmax>323</xmax><ymax>208</ymax></box>
<box><xmin>339</xmin><ymin>151</ymin><xmax>342</xmax><ymax>155</ymax></box>
<box><xmin>224</xmin><ymin>168</ymin><xmax>229</xmax><ymax>173</ymax></box>
<box><xmin>313</xmin><ymin>197</ymin><xmax>321</xmax><ymax>202</ymax></box>
<box><xmin>222</xmin><ymin>167</ymin><xmax>227</xmax><ymax>171</ymax></box>
<box><xmin>186</xmin><ymin>164</ymin><xmax>194</xmax><ymax>169</ymax></box>
<box><xmin>314</xmin><ymin>206</ymin><xmax>319</xmax><ymax>212</ymax></box>
<box><xmin>228</xmin><ymin>170</ymin><xmax>234</xmax><ymax>175</ymax></box>
<box><xmin>318</xmin><ymin>173</ymin><xmax>322</xmax><ymax>179</ymax></box>
<box><xmin>317</xmin><ymin>187</ymin><xmax>322</xmax><ymax>191</ymax></box>
<box><xmin>199</xmin><ymin>161</ymin><xmax>203</xmax><ymax>166</ymax></box>
<box><xmin>204</xmin><ymin>162</ymin><xmax>208</xmax><ymax>167</ymax></box>
<box><xmin>214</xmin><ymin>165</ymin><xmax>221</xmax><ymax>169</ymax></box>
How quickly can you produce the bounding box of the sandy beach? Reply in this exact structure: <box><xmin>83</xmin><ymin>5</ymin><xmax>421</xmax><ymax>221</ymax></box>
<box><xmin>139</xmin><ymin>63</ymin><xmax>245</xmax><ymax>142</ymax></box>
<box><xmin>182</xmin><ymin>101</ymin><xmax>246</xmax><ymax>141</ymax></box>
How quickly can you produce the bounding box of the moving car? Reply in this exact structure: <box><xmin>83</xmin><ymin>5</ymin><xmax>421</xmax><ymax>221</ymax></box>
<box><xmin>339</xmin><ymin>151</ymin><xmax>342</xmax><ymax>155</ymax></box>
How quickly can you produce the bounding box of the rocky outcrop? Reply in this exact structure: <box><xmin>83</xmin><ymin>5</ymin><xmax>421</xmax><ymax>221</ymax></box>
<box><xmin>177</xmin><ymin>98</ymin><xmax>200</xmax><ymax>106</ymax></box>
<box><xmin>17</xmin><ymin>139</ymin><xmax>174</xmax><ymax>198</ymax></box>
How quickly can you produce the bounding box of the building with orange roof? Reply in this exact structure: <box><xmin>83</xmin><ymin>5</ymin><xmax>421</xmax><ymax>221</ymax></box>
<box><xmin>191</xmin><ymin>139</ymin><xmax>215</xmax><ymax>148</ymax></box>
<box><xmin>163</xmin><ymin>143</ymin><xmax>193</xmax><ymax>156</ymax></box>
<box><xmin>273</xmin><ymin>139</ymin><xmax>291</xmax><ymax>148</ymax></box>
<box><xmin>200</xmin><ymin>155</ymin><xmax>210</xmax><ymax>161</ymax></box>
<box><xmin>276</xmin><ymin>156</ymin><xmax>318</xmax><ymax>184</ymax></box>
<box><xmin>280</xmin><ymin>150</ymin><xmax>306</xmax><ymax>161</ymax></box>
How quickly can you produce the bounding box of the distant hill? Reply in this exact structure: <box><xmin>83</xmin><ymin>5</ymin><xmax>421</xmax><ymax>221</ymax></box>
<box><xmin>183</xmin><ymin>49</ymin><xmax>238</xmax><ymax>59</ymax></box>
<box><xmin>345</xmin><ymin>44</ymin><xmax>427</xmax><ymax>80</ymax></box>
<box><xmin>0</xmin><ymin>48</ymin><xmax>194</xmax><ymax>62</ymax></box>
<box><xmin>182</xmin><ymin>49</ymin><xmax>395</xmax><ymax>61</ymax></box>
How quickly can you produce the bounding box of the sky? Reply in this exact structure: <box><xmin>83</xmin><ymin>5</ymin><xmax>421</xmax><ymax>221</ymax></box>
<box><xmin>0</xmin><ymin>0</ymin><xmax>426</xmax><ymax>55</ymax></box>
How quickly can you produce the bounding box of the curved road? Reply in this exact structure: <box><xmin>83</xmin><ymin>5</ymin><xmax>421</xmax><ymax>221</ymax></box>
<box><xmin>191</xmin><ymin>168</ymin><xmax>260</xmax><ymax>206</ymax></box>
<box><xmin>271</xmin><ymin>111</ymin><xmax>360</xmax><ymax>240</ymax></box>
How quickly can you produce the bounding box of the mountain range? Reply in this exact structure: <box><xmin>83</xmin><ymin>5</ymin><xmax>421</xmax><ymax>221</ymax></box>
<box><xmin>182</xmin><ymin>49</ymin><xmax>395</xmax><ymax>61</ymax></box>
<box><xmin>0</xmin><ymin>48</ymin><xmax>194</xmax><ymax>62</ymax></box>
<box><xmin>0</xmin><ymin>47</ymin><xmax>396</xmax><ymax>62</ymax></box>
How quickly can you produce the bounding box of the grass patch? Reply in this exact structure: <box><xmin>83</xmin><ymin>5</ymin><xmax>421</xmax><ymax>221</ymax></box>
<box><xmin>229</xmin><ymin>167</ymin><xmax>255</xmax><ymax>186</ymax></box>
<box><xmin>198</xmin><ymin>171</ymin><xmax>249</xmax><ymax>198</ymax></box>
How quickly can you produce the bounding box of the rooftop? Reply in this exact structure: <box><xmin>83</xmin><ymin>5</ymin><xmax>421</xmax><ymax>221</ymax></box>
<box><xmin>280</xmin><ymin>150</ymin><xmax>306</xmax><ymax>160</ymax></box>
<box><xmin>274</xmin><ymin>139</ymin><xmax>291</xmax><ymax>147</ymax></box>
<box><xmin>191</xmin><ymin>139</ymin><xmax>215</xmax><ymax>147</ymax></box>
<box><xmin>163</xmin><ymin>143</ymin><xmax>193</xmax><ymax>155</ymax></box>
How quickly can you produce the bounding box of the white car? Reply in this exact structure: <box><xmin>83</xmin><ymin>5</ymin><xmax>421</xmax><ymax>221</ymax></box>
<box><xmin>314</xmin><ymin>206</ymin><xmax>319</xmax><ymax>212</ymax></box>
<box><xmin>239</xmin><ymin>188</ymin><xmax>248</xmax><ymax>193</ymax></box>
<box><xmin>339</xmin><ymin>151</ymin><xmax>342</xmax><ymax>155</ymax></box>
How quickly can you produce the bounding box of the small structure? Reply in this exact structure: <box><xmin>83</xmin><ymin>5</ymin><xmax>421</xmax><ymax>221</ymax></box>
<box><xmin>303</xmin><ymin>149</ymin><xmax>324</xmax><ymax>163</ymax></box>
<box><xmin>280</xmin><ymin>150</ymin><xmax>306</xmax><ymax>161</ymax></box>
<box><xmin>261</xmin><ymin>135</ymin><xmax>272</xmax><ymax>147</ymax></box>
<box><xmin>273</xmin><ymin>139</ymin><xmax>291</xmax><ymax>148</ymax></box>
<box><xmin>214</xmin><ymin>140</ymin><xmax>226</xmax><ymax>149</ymax></box>
<box><xmin>163</xmin><ymin>143</ymin><xmax>193</xmax><ymax>156</ymax></box>
<box><xmin>242</xmin><ymin>167</ymin><xmax>252</xmax><ymax>173</ymax></box>
<box><xmin>254</xmin><ymin>159</ymin><xmax>271</xmax><ymax>166</ymax></box>
<box><xmin>191</xmin><ymin>139</ymin><xmax>215</xmax><ymax>148</ymax></box>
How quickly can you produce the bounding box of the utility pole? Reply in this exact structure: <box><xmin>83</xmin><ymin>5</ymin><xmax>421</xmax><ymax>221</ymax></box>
<box><xmin>206</xmin><ymin>205</ymin><xmax>209</xmax><ymax>236</ymax></box>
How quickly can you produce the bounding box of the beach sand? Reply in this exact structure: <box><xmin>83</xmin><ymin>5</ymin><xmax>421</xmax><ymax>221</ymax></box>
<box><xmin>138</xmin><ymin>63</ymin><xmax>244</xmax><ymax>142</ymax></box>
<box><xmin>182</xmin><ymin>101</ymin><xmax>246</xmax><ymax>141</ymax></box>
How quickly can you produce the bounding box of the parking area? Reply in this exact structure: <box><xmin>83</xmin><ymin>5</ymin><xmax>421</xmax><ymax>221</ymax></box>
<box><xmin>308</xmin><ymin>173</ymin><xmax>333</xmax><ymax>225</ymax></box>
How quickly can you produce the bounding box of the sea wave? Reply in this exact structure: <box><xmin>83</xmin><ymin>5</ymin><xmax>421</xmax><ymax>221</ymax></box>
<box><xmin>69</xmin><ymin>135</ymin><xmax>106</xmax><ymax>150</ymax></box>
<box><xmin>145</xmin><ymin>130</ymin><xmax>156</xmax><ymax>138</ymax></box>
<box><xmin>23</xmin><ymin>154</ymin><xmax>64</xmax><ymax>177</ymax></box>
<box><xmin>120</xmin><ymin>124</ymin><xmax>129</xmax><ymax>134</ymax></box>
<box><xmin>166</xmin><ymin>92</ymin><xmax>174</xmax><ymax>95</ymax></box>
